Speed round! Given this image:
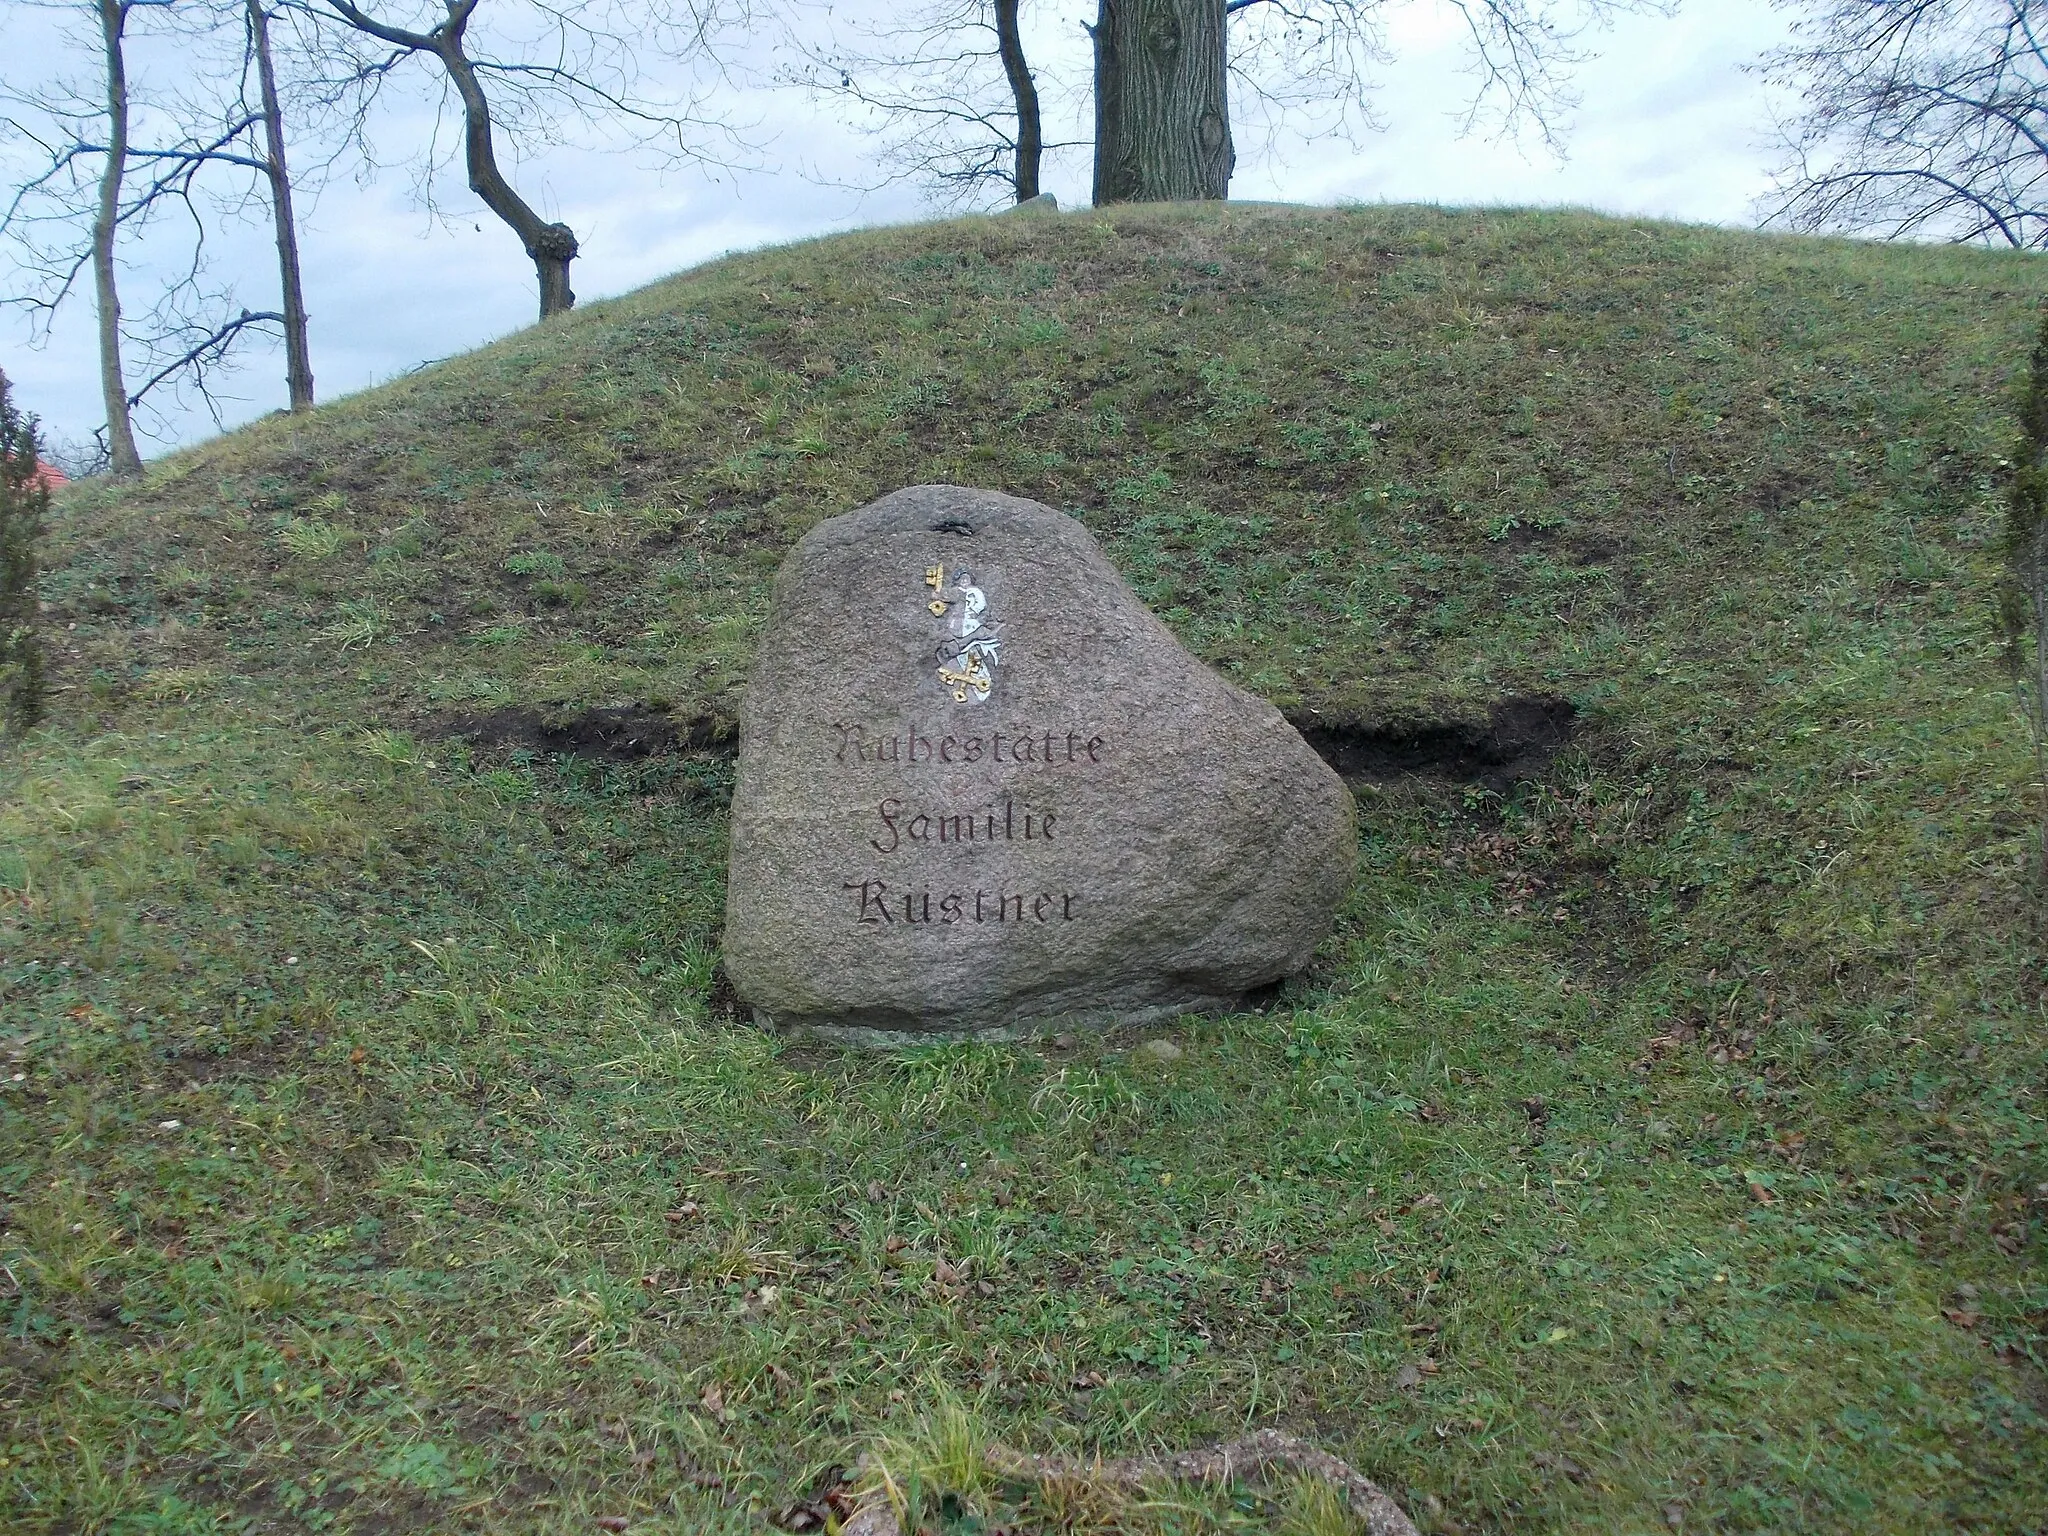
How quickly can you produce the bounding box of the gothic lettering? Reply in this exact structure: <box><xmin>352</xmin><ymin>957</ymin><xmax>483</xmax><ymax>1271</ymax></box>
<box><xmin>847</xmin><ymin>880</ymin><xmax>892</xmax><ymax>924</ymax></box>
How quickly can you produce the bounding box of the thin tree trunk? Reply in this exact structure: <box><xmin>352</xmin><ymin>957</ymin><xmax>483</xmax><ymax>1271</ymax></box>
<box><xmin>249</xmin><ymin>0</ymin><xmax>313</xmax><ymax>410</ymax></box>
<box><xmin>438</xmin><ymin>20</ymin><xmax>578</xmax><ymax>318</ymax></box>
<box><xmin>1090</xmin><ymin>0</ymin><xmax>1232</xmax><ymax>205</ymax></box>
<box><xmin>94</xmin><ymin>0</ymin><xmax>143</xmax><ymax>477</ymax></box>
<box><xmin>321</xmin><ymin>0</ymin><xmax>578</xmax><ymax>320</ymax></box>
<box><xmin>994</xmin><ymin>0</ymin><xmax>1041</xmax><ymax>202</ymax></box>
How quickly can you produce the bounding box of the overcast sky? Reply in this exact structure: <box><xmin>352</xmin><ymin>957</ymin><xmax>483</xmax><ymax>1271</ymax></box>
<box><xmin>0</xmin><ymin>0</ymin><xmax>1796</xmax><ymax>459</ymax></box>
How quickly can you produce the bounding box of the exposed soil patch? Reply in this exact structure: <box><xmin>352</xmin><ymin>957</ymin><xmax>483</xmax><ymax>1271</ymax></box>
<box><xmin>1748</xmin><ymin>466</ymin><xmax>1828</xmax><ymax>513</ymax></box>
<box><xmin>1290</xmin><ymin>694</ymin><xmax>1579</xmax><ymax>789</ymax></box>
<box><xmin>443</xmin><ymin>704</ymin><xmax>738</xmax><ymax>761</ymax></box>
<box><xmin>442</xmin><ymin>698</ymin><xmax>1580</xmax><ymax>787</ymax></box>
<box><xmin>1566</xmin><ymin>531</ymin><xmax>1630</xmax><ymax>566</ymax></box>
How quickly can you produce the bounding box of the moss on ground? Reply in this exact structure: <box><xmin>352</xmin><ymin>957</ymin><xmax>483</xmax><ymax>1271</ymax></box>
<box><xmin>2</xmin><ymin>202</ymin><xmax>2044</xmax><ymax>1533</ymax></box>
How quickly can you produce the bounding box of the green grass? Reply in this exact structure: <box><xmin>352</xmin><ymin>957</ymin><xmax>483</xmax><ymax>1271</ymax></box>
<box><xmin>2</xmin><ymin>201</ymin><xmax>2045</xmax><ymax>1533</ymax></box>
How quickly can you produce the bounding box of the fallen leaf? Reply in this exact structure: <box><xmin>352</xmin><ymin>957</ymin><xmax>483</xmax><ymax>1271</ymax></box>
<box><xmin>665</xmin><ymin>1201</ymin><xmax>700</xmax><ymax>1223</ymax></box>
<box><xmin>699</xmin><ymin>1383</ymin><xmax>725</xmax><ymax>1419</ymax></box>
<box><xmin>883</xmin><ymin>1233</ymin><xmax>906</xmax><ymax>1255</ymax></box>
<box><xmin>1943</xmin><ymin>1307</ymin><xmax>1982</xmax><ymax>1329</ymax></box>
<box><xmin>593</xmin><ymin>1519</ymin><xmax>629</xmax><ymax>1533</ymax></box>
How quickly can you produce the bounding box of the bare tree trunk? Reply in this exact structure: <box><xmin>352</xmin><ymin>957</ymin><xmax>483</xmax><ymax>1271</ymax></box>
<box><xmin>1090</xmin><ymin>0</ymin><xmax>1232</xmax><ymax>205</ymax></box>
<box><xmin>994</xmin><ymin>0</ymin><xmax>1041</xmax><ymax>202</ymax></box>
<box><xmin>438</xmin><ymin>19</ymin><xmax>578</xmax><ymax>318</ymax></box>
<box><xmin>94</xmin><ymin>0</ymin><xmax>143</xmax><ymax>477</ymax></box>
<box><xmin>322</xmin><ymin>0</ymin><xmax>581</xmax><ymax>320</ymax></box>
<box><xmin>249</xmin><ymin>0</ymin><xmax>313</xmax><ymax>410</ymax></box>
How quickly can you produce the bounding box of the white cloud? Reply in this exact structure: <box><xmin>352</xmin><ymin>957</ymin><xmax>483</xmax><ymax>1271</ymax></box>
<box><xmin>1</xmin><ymin>0</ymin><xmax>1796</xmax><ymax>457</ymax></box>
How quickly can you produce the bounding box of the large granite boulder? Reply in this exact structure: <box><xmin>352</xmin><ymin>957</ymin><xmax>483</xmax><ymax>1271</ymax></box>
<box><xmin>723</xmin><ymin>486</ymin><xmax>1355</xmax><ymax>1041</ymax></box>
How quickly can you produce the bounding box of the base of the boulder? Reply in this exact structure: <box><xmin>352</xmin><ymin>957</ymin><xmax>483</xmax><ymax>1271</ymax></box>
<box><xmin>751</xmin><ymin>990</ymin><xmax>1263</xmax><ymax>1047</ymax></box>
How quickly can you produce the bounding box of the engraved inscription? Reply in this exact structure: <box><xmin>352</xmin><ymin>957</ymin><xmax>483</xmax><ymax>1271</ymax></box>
<box><xmin>833</xmin><ymin>721</ymin><xmax>1105</xmax><ymax>768</ymax></box>
<box><xmin>831</xmin><ymin>556</ymin><xmax>1103</xmax><ymax>928</ymax></box>
<box><xmin>871</xmin><ymin>797</ymin><xmax>1055</xmax><ymax>854</ymax></box>
<box><xmin>845</xmin><ymin>881</ymin><xmax>1079</xmax><ymax>925</ymax></box>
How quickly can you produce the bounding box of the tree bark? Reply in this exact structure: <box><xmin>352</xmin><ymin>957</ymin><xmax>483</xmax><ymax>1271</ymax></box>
<box><xmin>94</xmin><ymin>0</ymin><xmax>143</xmax><ymax>477</ymax></box>
<box><xmin>248</xmin><ymin>0</ymin><xmax>314</xmax><ymax>409</ymax></box>
<box><xmin>1090</xmin><ymin>0</ymin><xmax>1232</xmax><ymax>205</ymax></box>
<box><xmin>994</xmin><ymin>0</ymin><xmax>1041</xmax><ymax>202</ymax></box>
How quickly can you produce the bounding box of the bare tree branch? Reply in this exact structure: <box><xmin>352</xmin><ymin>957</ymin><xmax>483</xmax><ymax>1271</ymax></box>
<box><xmin>1764</xmin><ymin>0</ymin><xmax>2048</xmax><ymax>248</ymax></box>
<box><xmin>125</xmin><ymin>306</ymin><xmax>285</xmax><ymax>409</ymax></box>
<box><xmin>3</xmin><ymin>0</ymin><xmax>331</xmax><ymax>463</ymax></box>
<box><xmin>777</xmin><ymin>0</ymin><xmax>1061</xmax><ymax>209</ymax></box>
<box><xmin>280</xmin><ymin>0</ymin><xmax>758</xmax><ymax>318</ymax></box>
<box><xmin>788</xmin><ymin>0</ymin><xmax>1673</xmax><ymax>212</ymax></box>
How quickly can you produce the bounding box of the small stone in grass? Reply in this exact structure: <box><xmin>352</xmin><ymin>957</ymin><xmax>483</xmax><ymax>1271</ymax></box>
<box><xmin>1138</xmin><ymin>1038</ymin><xmax>1183</xmax><ymax>1062</ymax></box>
<box><xmin>158</xmin><ymin>1119</ymin><xmax>182</xmax><ymax>1131</ymax></box>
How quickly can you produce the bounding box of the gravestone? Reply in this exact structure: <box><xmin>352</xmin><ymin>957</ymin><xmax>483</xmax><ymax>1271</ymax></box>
<box><xmin>723</xmin><ymin>485</ymin><xmax>1355</xmax><ymax>1041</ymax></box>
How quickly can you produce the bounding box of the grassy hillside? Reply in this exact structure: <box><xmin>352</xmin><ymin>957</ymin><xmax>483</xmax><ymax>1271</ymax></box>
<box><xmin>4</xmin><ymin>201</ymin><xmax>2046</xmax><ymax>1534</ymax></box>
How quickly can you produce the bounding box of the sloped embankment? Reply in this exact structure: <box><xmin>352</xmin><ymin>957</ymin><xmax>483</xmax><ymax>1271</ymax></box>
<box><xmin>8</xmin><ymin>204</ymin><xmax>2047</xmax><ymax>1533</ymax></box>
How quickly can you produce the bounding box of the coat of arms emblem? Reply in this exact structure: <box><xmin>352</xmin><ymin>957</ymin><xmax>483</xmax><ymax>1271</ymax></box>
<box><xmin>925</xmin><ymin>563</ymin><xmax>1001</xmax><ymax>703</ymax></box>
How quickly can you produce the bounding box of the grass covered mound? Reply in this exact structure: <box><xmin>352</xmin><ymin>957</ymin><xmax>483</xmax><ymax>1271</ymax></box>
<box><xmin>4</xmin><ymin>201</ymin><xmax>2046</xmax><ymax>1533</ymax></box>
